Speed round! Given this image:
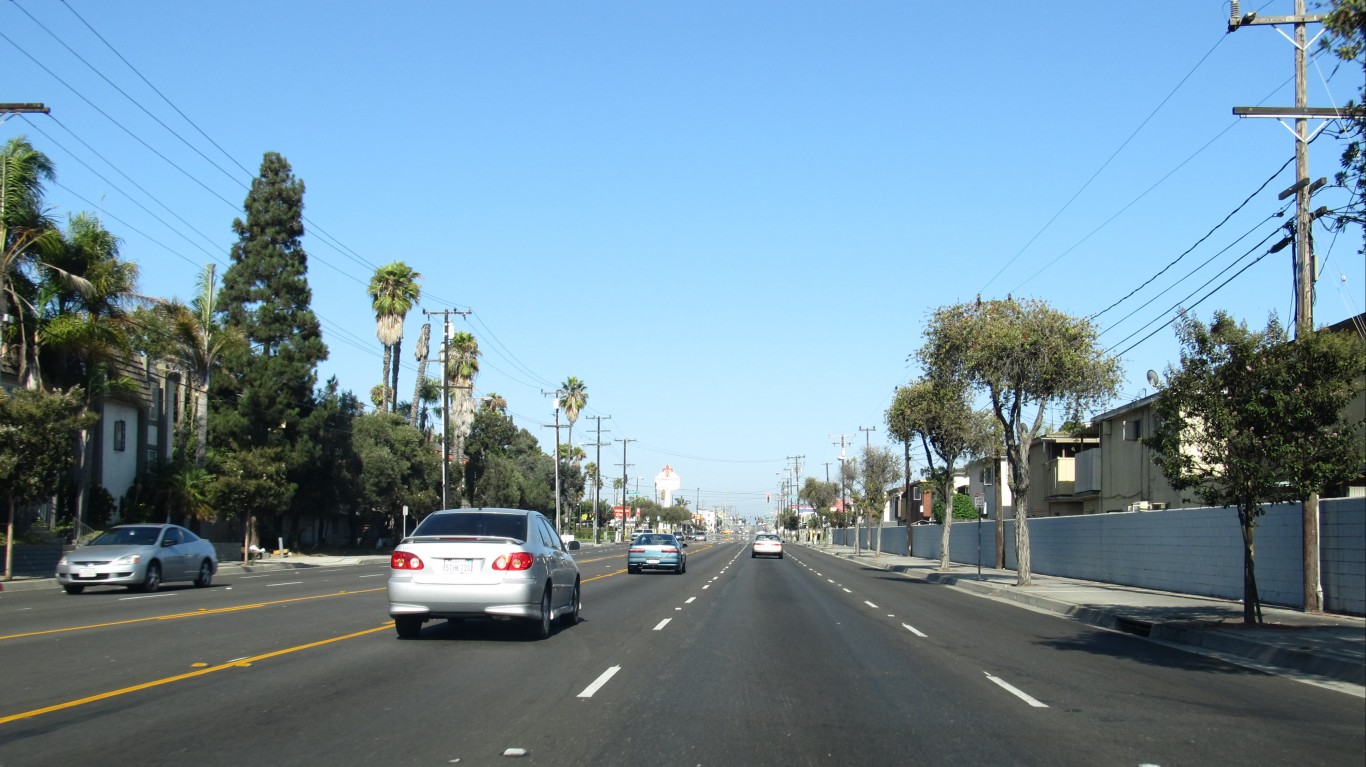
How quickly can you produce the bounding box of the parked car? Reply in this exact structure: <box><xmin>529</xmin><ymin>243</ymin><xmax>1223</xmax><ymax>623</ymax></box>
<box><xmin>751</xmin><ymin>533</ymin><xmax>783</xmax><ymax>559</ymax></box>
<box><xmin>387</xmin><ymin>508</ymin><xmax>581</xmax><ymax>640</ymax></box>
<box><xmin>55</xmin><ymin>524</ymin><xmax>217</xmax><ymax>594</ymax></box>
<box><xmin>627</xmin><ymin>533</ymin><xmax>687</xmax><ymax>574</ymax></box>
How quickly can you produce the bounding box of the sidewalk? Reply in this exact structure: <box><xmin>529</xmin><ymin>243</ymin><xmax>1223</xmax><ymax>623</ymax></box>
<box><xmin>809</xmin><ymin>543</ymin><xmax>1365</xmax><ymax>690</ymax></box>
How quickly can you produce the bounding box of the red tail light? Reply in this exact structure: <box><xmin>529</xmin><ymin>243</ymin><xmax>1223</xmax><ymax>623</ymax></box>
<box><xmin>492</xmin><ymin>552</ymin><xmax>534</xmax><ymax>571</ymax></box>
<box><xmin>391</xmin><ymin>551</ymin><xmax>424</xmax><ymax>570</ymax></box>
<box><xmin>628</xmin><ymin>547</ymin><xmax>645</xmax><ymax>553</ymax></box>
<box><xmin>661</xmin><ymin>547</ymin><xmax>678</xmax><ymax>554</ymax></box>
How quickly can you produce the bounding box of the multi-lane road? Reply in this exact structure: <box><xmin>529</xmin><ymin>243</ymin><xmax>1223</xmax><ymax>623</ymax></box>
<box><xmin>1</xmin><ymin>541</ymin><xmax>1362</xmax><ymax>766</ymax></box>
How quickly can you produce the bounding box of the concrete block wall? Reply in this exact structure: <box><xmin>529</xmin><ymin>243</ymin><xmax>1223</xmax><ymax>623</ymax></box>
<box><xmin>0</xmin><ymin>544</ymin><xmax>64</xmax><ymax>577</ymax></box>
<box><xmin>834</xmin><ymin>497</ymin><xmax>1364</xmax><ymax>615</ymax></box>
<box><xmin>1322</xmin><ymin>502</ymin><xmax>1365</xmax><ymax>615</ymax></box>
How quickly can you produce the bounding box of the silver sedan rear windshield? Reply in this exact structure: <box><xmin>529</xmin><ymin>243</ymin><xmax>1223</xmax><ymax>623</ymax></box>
<box><xmin>412</xmin><ymin>513</ymin><xmax>528</xmax><ymax>542</ymax></box>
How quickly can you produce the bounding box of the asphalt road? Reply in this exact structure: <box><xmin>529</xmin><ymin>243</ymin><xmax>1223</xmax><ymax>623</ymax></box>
<box><xmin>1</xmin><ymin>541</ymin><xmax>1361</xmax><ymax>766</ymax></box>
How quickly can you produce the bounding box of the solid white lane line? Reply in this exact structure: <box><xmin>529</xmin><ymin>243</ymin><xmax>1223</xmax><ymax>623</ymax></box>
<box><xmin>578</xmin><ymin>666</ymin><xmax>621</xmax><ymax>698</ymax></box>
<box><xmin>685</xmin><ymin>597</ymin><xmax>696</xmax><ymax>604</ymax></box>
<box><xmin>902</xmin><ymin>623</ymin><xmax>927</xmax><ymax>638</ymax></box>
<box><xmin>358</xmin><ymin>573</ymin><xmax>384</xmax><ymax>578</ymax></box>
<box><xmin>119</xmin><ymin>594</ymin><xmax>174</xmax><ymax>601</ymax></box>
<box><xmin>984</xmin><ymin>672</ymin><xmax>1048</xmax><ymax>708</ymax></box>
<box><xmin>653</xmin><ymin>619</ymin><xmax>671</xmax><ymax>631</ymax></box>
<box><xmin>267</xmin><ymin>582</ymin><xmax>303</xmax><ymax>587</ymax></box>
<box><xmin>864</xmin><ymin>601</ymin><xmax>879</xmax><ymax>609</ymax></box>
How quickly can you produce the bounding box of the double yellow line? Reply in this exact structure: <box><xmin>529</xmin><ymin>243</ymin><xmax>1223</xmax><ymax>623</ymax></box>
<box><xmin>1</xmin><ymin>588</ymin><xmax>388</xmax><ymax>725</ymax></box>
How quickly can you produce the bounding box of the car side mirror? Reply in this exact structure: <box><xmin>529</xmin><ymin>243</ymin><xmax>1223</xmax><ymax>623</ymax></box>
<box><xmin>162</xmin><ymin>539</ymin><xmax>176</xmax><ymax>547</ymax></box>
<box><xmin>566</xmin><ymin>540</ymin><xmax>581</xmax><ymax>551</ymax></box>
<box><xmin>681</xmin><ymin>542</ymin><xmax>688</xmax><ymax>548</ymax></box>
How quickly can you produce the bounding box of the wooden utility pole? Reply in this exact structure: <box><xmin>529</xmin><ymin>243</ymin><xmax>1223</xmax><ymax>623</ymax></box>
<box><xmin>615</xmin><ymin>438</ymin><xmax>634</xmax><ymax>542</ymax></box>
<box><xmin>1227</xmin><ymin>0</ymin><xmax>1350</xmax><ymax>614</ymax></box>
<box><xmin>423</xmin><ymin>308</ymin><xmax>469</xmax><ymax>509</ymax></box>
<box><xmin>587</xmin><ymin>415</ymin><xmax>611</xmax><ymax>543</ymax></box>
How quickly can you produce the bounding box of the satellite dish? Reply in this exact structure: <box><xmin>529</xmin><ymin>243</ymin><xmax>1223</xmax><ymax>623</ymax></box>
<box><xmin>1146</xmin><ymin>370</ymin><xmax>1161</xmax><ymax>388</ymax></box>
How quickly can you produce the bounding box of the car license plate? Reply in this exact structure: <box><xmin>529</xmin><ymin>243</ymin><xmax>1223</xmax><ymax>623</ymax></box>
<box><xmin>79</xmin><ymin>567</ymin><xmax>97</xmax><ymax>579</ymax></box>
<box><xmin>443</xmin><ymin>559</ymin><xmax>475</xmax><ymax>575</ymax></box>
<box><xmin>647</xmin><ymin>559</ymin><xmax>660</xmax><ymax>564</ymax></box>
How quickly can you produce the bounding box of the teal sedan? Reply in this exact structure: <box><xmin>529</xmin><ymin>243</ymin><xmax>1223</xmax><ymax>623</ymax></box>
<box><xmin>627</xmin><ymin>533</ymin><xmax>687</xmax><ymax>574</ymax></box>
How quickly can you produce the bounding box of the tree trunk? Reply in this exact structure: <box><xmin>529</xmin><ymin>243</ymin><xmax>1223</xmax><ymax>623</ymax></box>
<box><xmin>939</xmin><ymin>488</ymin><xmax>954</xmax><ymax>571</ymax></box>
<box><xmin>3</xmin><ymin>497</ymin><xmax>14</xmax><ymax>581</ymax></box>
<box><xmin>390</xmin><ymin>336</ymin><xmax>403</xmax><ymax>412</ymax></box>
<box><xmin>379</xmin><ymin>345</ymin><xmax>392</xmax><ymax>413</ymax></box>
<box><xmin>1240</xmin><ymin>507</ymin><xmax>1263</xmax><ymax>624</ymax></box>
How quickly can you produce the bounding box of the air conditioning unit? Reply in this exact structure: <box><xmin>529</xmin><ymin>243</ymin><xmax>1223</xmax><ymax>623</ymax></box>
<box><xmin>1126</xmin><ymin>501</ymin><xmax>1153</xmax><ymax>512</ymax></box>
<box><xmin>1149</xmin><ymin>502</ymin><xmax>1168</xmax><ymax>510</ymax></box>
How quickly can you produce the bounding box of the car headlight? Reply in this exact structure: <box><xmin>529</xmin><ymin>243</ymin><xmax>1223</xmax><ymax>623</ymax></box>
<box><xmin>58</xmin><ymin>555</ymin><xmax>69</xmax><ymax>566</ymax></box>
<box><xmin>114</xmin><ymin>554</ymin><xmax>142</xmax><ymax>565</ymax></box>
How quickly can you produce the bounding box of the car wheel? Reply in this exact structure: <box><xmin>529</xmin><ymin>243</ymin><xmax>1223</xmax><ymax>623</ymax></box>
<box><xmin>676</xmin><ymin>560</ymin><xmax>685</xmax><ymax>574</ymax></box>
<box><xmin>529</xmin><ymin>586</ymin><xmax>553</xmax><ymax>640</ymax></box>
<box><xmin>138</xmin><ymin>562</ymin><xmax>161</xmax><ymax>593</ymax></box>
<box><xmin>395</xmin><ymin>615</ymin><xmax>422</xmax><ymax>639</ymax></box>
<box><xmin>63</xmin><ymin>584</ymin><xmax>85</xmax><ymax>595</ymax></box>
<box><xmin>193</xmin><ymin>560</ymin><xmax>213</xmax><ymax>588</ymax></box>
<box><xmin>778</xmin><ymin>553</ymin><xmax>784</xmax><ymax>559</ymax></box>
<box><xmin>750</xmin><ymin>552</ymin><xmax>756</xmax><ymax>558</ymax></box>
<box><xmin>559</xmin><ymin>581</ymin><xmax>581</xmax><ymax>627</ymax></box>
<box><xmin>628</xmin><ymin>565</ymin><xmax>640</xmax><ymax>574</ymax></box>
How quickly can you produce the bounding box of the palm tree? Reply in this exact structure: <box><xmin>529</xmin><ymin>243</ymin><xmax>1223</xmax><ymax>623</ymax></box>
<box><xmin>559</xmin><ymin>376</ymin><xmax>588</xmax><ymax>461</ymax></box>
<box><xmin>367</xmin><ymin>262</ymin><xmax>421</xmax><ymax>413</ymax></box>
<box><xmin>156</xmin><ymin>264</ymin><xmax>240</xmax><ymax>466</ymax></box>
<box><xmin>446</xmin><ymin>331</ymin><xmax>480</xmax><ymax>468</ymax></box>
<box><xmin>408</xmin><ymin>322</ymin><xmax>431</xmax><ymax>427</ymax></box>
<box><xmin>482</xmin><ymin>391</ymin><xmax>507</xmax><ymax>413</ymax></box>
<box><xmin>2</xmin><ymin>137</ymin><xmax>67</xmax><ymax>380</ymax></box>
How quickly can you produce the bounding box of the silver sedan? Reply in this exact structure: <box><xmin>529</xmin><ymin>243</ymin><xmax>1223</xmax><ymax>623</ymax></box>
<box><xmin>387</xmin><ymin>508</ymin><xmax>581</xmax><ymax>640</ymax></box>
<box><xmin>55</xmin><ymin>524</ymin><xmax>218</xmax><ymax>594</ymax></box>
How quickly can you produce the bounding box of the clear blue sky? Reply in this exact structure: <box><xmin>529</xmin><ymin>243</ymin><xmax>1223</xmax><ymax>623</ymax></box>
<box><xmin>5</xmin><ymin>1</ymin><xmax>1362</xmax><ymax>521</ymax></box>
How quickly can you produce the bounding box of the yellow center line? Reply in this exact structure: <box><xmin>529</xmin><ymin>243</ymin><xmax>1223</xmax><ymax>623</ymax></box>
<box><xmin>0</xmin><ymin>623</ymin><xmax>393</xmax><ymax>726</ymax></box>
<box><xmin>584</xmin><ymin>569</ymin><xmax>625</xmax><ymax>582</ymax></box>
<box><xmin>0</xmin><ymin>588</ymin><xmax>385</xmax><ymax>641</ymax></box>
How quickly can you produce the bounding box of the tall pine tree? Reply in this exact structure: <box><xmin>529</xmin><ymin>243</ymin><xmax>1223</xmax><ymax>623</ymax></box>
<box><xmin>211</xmin><ymin>152</ymin><xmax>328</xmax><ymax>455</ymax></box>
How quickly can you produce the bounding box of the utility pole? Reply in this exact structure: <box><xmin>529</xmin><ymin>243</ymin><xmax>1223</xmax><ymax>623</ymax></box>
<box><xmin>424</xmin><ymin>308</ymin><xmax>470</xmax><ymax>509</ymax></box>
<box><xmin>615</xmin><ymin>438</ymin><xmax>634</xmax><ymax>542</ymax></box>
<box><xmin>543</xmin><ymin>390</ymin><xmax>565</xmax><ymax>532</ymax></box>
<box><xmin>587</xmin><ymin>415</ymin><xmax>611</xmax><ymax>544</ymax></box>
<box><xmin>0</xmin><ymin>103</ymin><xmax>49</xmax><ymax>122</ymax></box>
<box><xmin>1227</xmin><ymin>0</ymin><xmax>1352</xmax><ymax>614</ymax></box>
<box><xmin>859</xmin><ymin>426</ymin><xmax>876</xmax><ymax>451</ymax></box>
<box><xmin>832</xmin><ymin>434</ymin><xmax>854</xmax><ymax>554</ymax></box>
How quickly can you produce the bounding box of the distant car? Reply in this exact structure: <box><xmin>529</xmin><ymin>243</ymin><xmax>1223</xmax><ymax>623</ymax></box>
<box><xmin>387</xmin><ymin>508</ymin><xmax>581</xmax><ymax>640</ymax></box>
<box><xmin>751</xmin><ymin>533</ymin><xmax>783</xmax><ymax>559</ymax></box>
<box><xmin>55</xmin><ymin>524</ymin><xmax>217</xmax><ymax>594</ymax></box>
<box><xmin>692</xmin><ymin>532</ymin><xmax>706</xmax><ymax>542</ymax></box>
<box><xmin>627</xmin><ymin>533</ymin><xmax>687</xmax><ymax>574</ymax></box>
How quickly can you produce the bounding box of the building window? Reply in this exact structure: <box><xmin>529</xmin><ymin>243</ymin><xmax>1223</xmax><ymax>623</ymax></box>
<box><xmin>911</xmin><ymin>485</ymin><xmax>922</xmax><ymax>501</ymax></box>
<box><xmin>1125</xmin><ymin>418</ymin><xmax>1143</xmax><ymax>441</ymax></box>
<box><xmin>113</xmin><ymin>420</ymin><xmax>127</xmax><ymax>452</ymax></box>
<box><xmin>980</xmin><ymin>466</ymin><xmax>994</xmax><ymax>486</ymax></box>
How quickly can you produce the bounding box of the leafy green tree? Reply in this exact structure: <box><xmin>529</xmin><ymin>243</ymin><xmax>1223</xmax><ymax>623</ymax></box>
<box><xmin>368</xmin><ymin>261</ymin><xmax>421</xmax><ymax>413</ymax></box>
<box><xmin>352</xmin><ymin>411</ymin><xmax>440</xmax><ymax>539</ymax></box>
<box><xmin>888</xmin><ymin>379</ymin><xmax>997</xmax><ymax>570</ymax></box>
<box><xmin>920</xmin><ymin>297</ymin><xmax>1121</xmax><ymax>585</ymax></box>
<box><xmin>853</xmin><ymin>445</ymin><xmax>901</xmax><ymax>555</ymax></box>
<box><xmin>1319</xmin><ymin>0</ymin><xmax>1364</xmax><ymax>240</ymax></box>
<box><xmin>0</xmin><ymin>386</ymin><xmax>96</xmax><ymax>579</ymax></box>
<box><xmin>1146</xmin><ymin>311</ymin><xmax>1365</xmax><ymax>623</ymax></box>
<box><xmin>213</xmin><ymin>152</ymin><xmax>327</xmax><ymax>454</ymax></box>
<box><xmin>207</xmin><ymin>446</ymin><xmax>294</xmax><ymax>564</ymax></box>
<box><xmin>800</xmin><ymin>477</ymin><xmax>838</xmax><ymax>534</ymax></box>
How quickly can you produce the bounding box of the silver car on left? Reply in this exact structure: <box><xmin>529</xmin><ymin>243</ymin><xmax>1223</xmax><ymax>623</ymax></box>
<box><xmin>55</xmin><ymin>524</ymin><xmax>218</xmax><ymax>594</ymax></box>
